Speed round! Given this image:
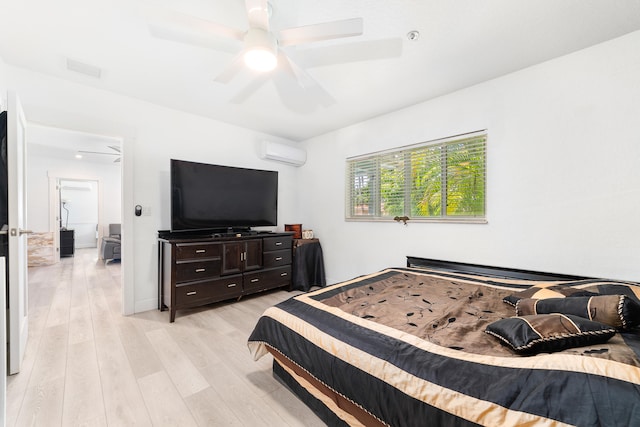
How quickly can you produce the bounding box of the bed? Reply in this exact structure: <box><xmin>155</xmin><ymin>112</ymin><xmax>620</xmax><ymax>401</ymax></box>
<box><xmin>247</xmin><ymin>257</ymin><xmax>640</xmax><ymax>426</ymax></box>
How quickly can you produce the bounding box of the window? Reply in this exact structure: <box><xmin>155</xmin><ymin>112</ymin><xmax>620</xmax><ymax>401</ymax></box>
<box><xmin>346</xmin><ymin>131</ymin><xmax>486</xmax><ymax>223</ymax></box>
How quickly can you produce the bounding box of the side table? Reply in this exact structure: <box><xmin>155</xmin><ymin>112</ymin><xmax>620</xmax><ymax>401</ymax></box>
<box><xmin>291</xmin><ymin>238</ymin><xmax>326</xmax><ymax>292</ymax></box>
<box><xmin>60</xmin><ymin>229</ymin><xmax>75</xmax><ymax>257</ymax></box>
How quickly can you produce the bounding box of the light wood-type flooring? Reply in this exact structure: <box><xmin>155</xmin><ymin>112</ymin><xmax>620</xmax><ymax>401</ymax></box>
<box><xmin>6</xmin><ymin>248</ymin><xmax>325</xmax><ymax>426</ymax></box>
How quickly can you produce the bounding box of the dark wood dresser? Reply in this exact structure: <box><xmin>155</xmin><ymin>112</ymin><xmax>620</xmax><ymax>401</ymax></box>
<box><xmin>158</xmin><ymin>232</ymin><xmax>293</xmax><ymax>322</ymax></box>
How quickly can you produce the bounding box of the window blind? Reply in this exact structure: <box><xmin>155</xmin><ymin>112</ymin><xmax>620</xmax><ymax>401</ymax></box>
<box><xmin>346</xmin><ymin>131</ymin><xmax>487</xmax><ymax>222</ymax></box>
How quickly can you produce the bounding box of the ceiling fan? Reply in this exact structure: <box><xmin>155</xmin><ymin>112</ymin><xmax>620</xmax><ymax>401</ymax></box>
<box><xmin>77</xmin><ymin>145</ymin><xmax>121</xmax><ymax>163</ymax></box>
<box><xmin>147</xmin><ymin>0</ymin><xmax>370</xmax><ymax>106</ymax></box>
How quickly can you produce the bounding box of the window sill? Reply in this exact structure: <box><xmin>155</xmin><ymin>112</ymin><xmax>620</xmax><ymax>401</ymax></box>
<box><xmin>345</xmin><ymin>217</ymin><xmax>488</xmax><ymax>225</ymax></box>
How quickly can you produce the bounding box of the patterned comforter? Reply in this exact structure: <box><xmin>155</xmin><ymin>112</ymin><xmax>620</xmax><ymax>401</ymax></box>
<box><xmin>248</xmin><ymin>267</ymin><xmax>640</xmax><ymax>426</ymax></box>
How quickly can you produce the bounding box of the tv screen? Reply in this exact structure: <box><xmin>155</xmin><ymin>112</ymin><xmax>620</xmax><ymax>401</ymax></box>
<box><xmin>171</xmin><ymin>159</ymin><xmax>278</xmax><ymax>232</ymax></box>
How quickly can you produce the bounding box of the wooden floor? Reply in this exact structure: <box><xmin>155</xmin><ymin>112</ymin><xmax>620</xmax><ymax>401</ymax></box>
<box><xmin>6</xmin><ymin>248</ymin><xmax>325</xmax><ymax>426</ymax></box>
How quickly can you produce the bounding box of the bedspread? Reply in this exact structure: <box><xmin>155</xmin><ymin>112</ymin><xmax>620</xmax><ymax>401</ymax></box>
<box><xmin>248</xmin><ymin>267</ymin><xmax>640</xmax><ymax>426</ymax></box>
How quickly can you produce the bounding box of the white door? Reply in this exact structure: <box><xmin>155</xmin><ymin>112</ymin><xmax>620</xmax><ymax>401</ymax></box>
<box><xmin>1</xmin><ymin>259</ymin><xmax>7</xmax><ymax>427</ymax></box>
<box><xmin>6</xmin><ymin>91</ymin><xmax>30</xmax><ymax>375</ymax></box>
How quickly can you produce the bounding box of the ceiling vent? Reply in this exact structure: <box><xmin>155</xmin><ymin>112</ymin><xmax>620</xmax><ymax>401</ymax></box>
<box><xmin>66</xmin><ymin>58</ymin><xmax>102</xmax><ymax>78</ymax></box>
<box><xmin>259</xmin><ymin>141</ymin><xmax>307</xmax><ymax>167</ymax></box>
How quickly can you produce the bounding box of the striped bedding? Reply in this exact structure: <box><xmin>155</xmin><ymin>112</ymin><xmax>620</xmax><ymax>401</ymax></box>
<box><xmin>248</xmin><ymin>267</ymin><xmax>640</xmax><ymax>426</ymax></box>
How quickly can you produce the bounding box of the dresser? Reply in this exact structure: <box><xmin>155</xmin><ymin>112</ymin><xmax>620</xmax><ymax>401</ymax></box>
<box><xmin>158</xmin><ymin>232</ymin><xmax>293</xmax><ymax>322</ymax></box>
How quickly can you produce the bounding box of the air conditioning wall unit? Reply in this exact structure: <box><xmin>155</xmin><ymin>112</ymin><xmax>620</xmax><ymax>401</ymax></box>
<box><xmin>259</xmin><ymin>141</ymin><xmax>307</xmax><ymax>167</ymax></box>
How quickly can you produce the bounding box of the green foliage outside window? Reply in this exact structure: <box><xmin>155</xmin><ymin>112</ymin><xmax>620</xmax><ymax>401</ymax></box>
<box><xmin>346</xmin><ymin>133</ymin><xmax>486</xmax><ymax>222</ymax></box>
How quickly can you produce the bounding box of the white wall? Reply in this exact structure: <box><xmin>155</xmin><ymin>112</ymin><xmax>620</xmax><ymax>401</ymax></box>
<box><xmin>5</xmin><ymin>65</ymin><xmax>300</xmax><ymax>313</ymax></box>
<box><xmin>0</xmin><ymin>56</ymin><xmax>6</xmax><ymax>109</ymax></box>
<box><xmin>298</xmin><ymin>30</ymin><xmax>640</xmax><ymax>284</ymax></box>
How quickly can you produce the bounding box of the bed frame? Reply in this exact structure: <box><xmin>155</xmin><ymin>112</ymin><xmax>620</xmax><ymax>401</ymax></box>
<box><xmin>406</xmin><ymin>256</ymin><xmax>589</xmax><ymax>281</ymax></box>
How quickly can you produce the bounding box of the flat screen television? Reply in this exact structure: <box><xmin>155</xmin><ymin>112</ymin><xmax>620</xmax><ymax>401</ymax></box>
<box><xmin>170</xmin><ymin>159</ymin><xmax>278</xmax><ymax>233</ymax></box>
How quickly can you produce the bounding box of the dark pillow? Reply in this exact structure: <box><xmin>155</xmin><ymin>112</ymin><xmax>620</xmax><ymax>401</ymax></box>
<box><xmin>485</xmin><ymin>314</ymin><xmax>616</xmax><ymax>354</ymax></box>
<box><xmin>580</xmin><ymin>282</ymin><xmax>640</xmax><ymax>305</ymax></box>
<box><xmin>516</xmin><ymin>295</ymin><xmax>640</xmax><ymax>330</ymax></box>
<box><xmin>503</xmin><ymin>283</ymin><xmax>598</xmax><ymax>306</ymax></box>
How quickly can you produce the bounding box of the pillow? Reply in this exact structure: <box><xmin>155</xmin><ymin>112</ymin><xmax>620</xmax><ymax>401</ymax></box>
<box><xmin>503</xmin><ymin>283</ymin><xmax>598</xmax><ymax>306</ymax></box>
<box><xmin>485</xmin><ymin>314</ymin><xmax>616</xmax><ymax>355</ymax></box>
<box><xmin>580</xmin><ymin>281</ymin><xmax>640</xmax><ymax>305</ymax></box>
<box><xmin>516</xmin><ymin>295</ymin><xmax>640</xmax><ymax>330</ymax></box>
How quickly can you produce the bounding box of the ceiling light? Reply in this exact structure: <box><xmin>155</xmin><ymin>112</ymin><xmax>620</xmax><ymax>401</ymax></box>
<box><xmin>244</xmin><ymin>50</ymin><xmax>277</xmax><ymax>72</ymax></box>
<box><xmin>243</xmin><ymin>28</ymin><xmax>278</xmax><ymax>72</ymax></box>
<box><xmin>75</xmin><ymin>154</ymin><xmax>83</xmax><ymax>159</ymax></box>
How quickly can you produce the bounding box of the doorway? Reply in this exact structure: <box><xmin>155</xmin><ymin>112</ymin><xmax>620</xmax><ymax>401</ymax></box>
<box><xmin>25</xmin><ymin>124</ymin><xmax>123</xmax><ymax>264</ymax></box>
<box><xmin>59</xmin><ymin>179</ymin><xmax>99</xmax><ymax>251</ymax></box>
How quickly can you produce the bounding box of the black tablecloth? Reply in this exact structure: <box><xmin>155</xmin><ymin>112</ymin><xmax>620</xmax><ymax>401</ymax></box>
<box><xmin>291</xmin><ymin>239</ymin><xmax>326</xmax><ymax>292</ymax></box>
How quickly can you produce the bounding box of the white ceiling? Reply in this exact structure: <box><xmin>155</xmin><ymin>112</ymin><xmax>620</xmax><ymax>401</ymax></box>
<box><xmin>27</xmin><ymin>124</ymin><xmax>122</xmax><ymax>167</ymax></box>
<box><xmin>2</xmin><ymin>0</ymin><xmax>640</xmax><ymax>143</ymax></box>
<box><xmin>28</xmin><ymin>124</ymin><xmax>122</xmax><ymax>165</ymax></box>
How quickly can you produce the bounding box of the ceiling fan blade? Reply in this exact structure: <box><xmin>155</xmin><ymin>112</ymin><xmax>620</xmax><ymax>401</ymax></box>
<box><xmin>279</xmin><ymin>53</ymin><xmax>335</xmax><ymax>107</ymax></box>
<box><xmin>228</xmin><ymin>53</ymin><xmax>335</xmax><ymax>110</ymax></box>
<box><xmin>78</xmin><ymin>150</ymin><xmax>119</xmax><ymax>156</ymax></box>
<box><xmin>245</xmin><ymin>0</ymin><xmax>270</xmax><ymax>31</ymax></box>
<box><xmin>213</xmin><ymin>50</ymin><xmax>248</xmax><ymax>84</ymax></box>
<box><xmin>147</xmin><ymin>8</ymin><xmax>244</xmax><ymax>53</ymax></box>
<box><xmin>295</xmin><ymin>38</ymin><xmax>403</xmax><ymax>68</ymax></box>
<box><xmin>271</xmin><ymin>72</ymin><xmax>321</xmax><ymax>114</ymax></box>
<box><xmin>229</xmin><ymin>75</ymin><xmax>270</xmax><ymax>104</ymax></box>
<box><xmin>278</xmin><ymin>17</ymin><xmax>363</xmax><ymax>47</ymax></box>
<box><xmin>279</xmin><ymin>54</ymin><xmax>316</xmax><ymax>90</ymax></box>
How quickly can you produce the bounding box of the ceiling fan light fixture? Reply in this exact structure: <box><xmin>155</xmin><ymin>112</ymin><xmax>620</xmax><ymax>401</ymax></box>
<box><xmin>243</xmin><ymin>28</ymin><xmax>278</xmax><ymax>72</ymax></box>
<box><xmin>244</xmin><ymin>49</ymin><xmax>277</xmax><ymax>72</ymax></box>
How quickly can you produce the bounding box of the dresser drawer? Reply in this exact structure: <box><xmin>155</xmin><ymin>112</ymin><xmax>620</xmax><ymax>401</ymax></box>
<box><xmin>176</xmin><ymin>259</ymin><xmax>221</xmax><ymax>282</ymax></box>
<box><xmin>263</xmin><ymin>236</ymin><xmax>292</xmax><ymax>252</ymax></box>
<box><xmin>244</xmin><ymin>266</ymin><xmax>291</xmax><ymax>293</ymax></box>
<box><xmin>263</xmin><ymin>249</ymin><xmax>292</xmax><ymax>268</ymax></box>
<box><xmin>175</xmin><ymin>242</ymin><xmax>221</xmax><ymax>260</ymax></box>
<box><xmin>175</xmin><ymin>276</ymin><xmax>242</xmax><ymax>307</ymax></box>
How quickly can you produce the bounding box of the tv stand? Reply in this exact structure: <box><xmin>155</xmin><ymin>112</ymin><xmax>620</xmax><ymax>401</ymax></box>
<box><xmin>158</xmin><ymin>227</ymin><xmax>259</xmax><ymax>240</ymax></box>
<box><xmin>157</xmin><ymin>231</ymin><xmax>294</xmax><ymax>322</ymax></box>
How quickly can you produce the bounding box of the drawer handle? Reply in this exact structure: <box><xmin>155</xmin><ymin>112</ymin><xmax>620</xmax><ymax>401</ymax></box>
<box><xmin>227</xmin><ymin>283</ymin><xmax>237</xmax><ymax>288</ymax></box>
<box><xmin>186</xmin><ymin>291</ymin><xmax>197</xmax><ymax>296</ymax></box>
<box><xmin>195</xmin><ymin>268</ymin><xmax>206</xmax><ymax>273</ymax></box>
<box><xmin>275</xmin><ymin>242</ymin><xmax>282</xmax><ymax>246</ymax></box>
<box><xmin>280</xmin><ymin>272</ymin><xmax>288</xmax><ymax>277</ymax></box>
<box><xmin>251</xmin><ymin>278</ymin><xmax>259</xmax><ymax>283</ymax></box>
<box><xmin>195</xmin><ymin>249</ymin><xmax>206</xmax><ymax>253</ymax></box>
<box><xmin>275</xmin><ymin>257</ymin><xmax>283</xmax><ymax>261</ymax></box>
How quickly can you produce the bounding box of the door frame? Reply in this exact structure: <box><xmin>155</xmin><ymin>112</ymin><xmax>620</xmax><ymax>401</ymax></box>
<box><xmin>121</xmin><ymin>135</ymin><xmax>134</xmax><ymax>316</ymax></box>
